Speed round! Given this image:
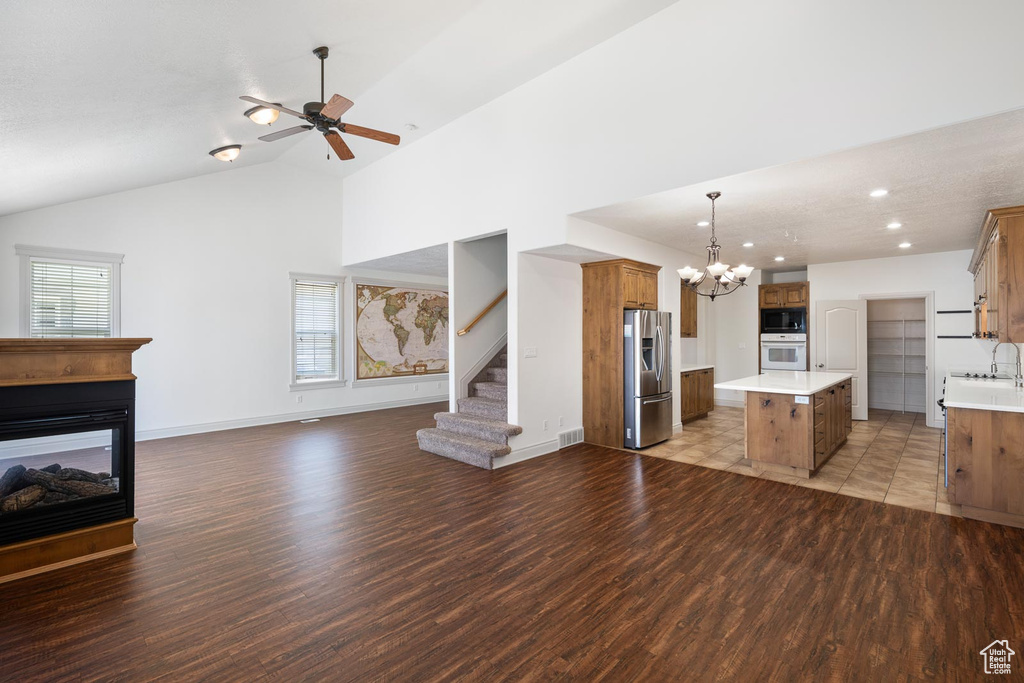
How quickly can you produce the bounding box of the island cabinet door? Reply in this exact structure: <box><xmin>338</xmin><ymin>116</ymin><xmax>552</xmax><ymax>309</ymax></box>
<box><xmin>813</xmin><ymin>391</ymin><xmax>827</xmax><ymax>464</ymax></box>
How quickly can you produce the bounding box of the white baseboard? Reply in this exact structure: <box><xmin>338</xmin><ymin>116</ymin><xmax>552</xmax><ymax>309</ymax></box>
<box><xmin>715</xmin><ymin>398</ymin><xmax>745</xmax><ymax>408</ymax></box>
<box><xmin>673</xmin><ymin>421</ymin><xmax>682</xmax><ymax>434</ymax></box>
<box><xmin>137</xmin><ymin>394</ymin><xmax>449</xmax><ymax>442</ymax></box>
<box><xmin>493</xmin><ymin>437</ymin><xmax>559</xmax><ymax>469</ymax></box>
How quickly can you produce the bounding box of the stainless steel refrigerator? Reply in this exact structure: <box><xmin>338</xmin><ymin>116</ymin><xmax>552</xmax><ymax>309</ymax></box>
<box><xmin>623</xmin><ymin>309</ymin><xmax>673</xmax><ymax>449</ymax></box>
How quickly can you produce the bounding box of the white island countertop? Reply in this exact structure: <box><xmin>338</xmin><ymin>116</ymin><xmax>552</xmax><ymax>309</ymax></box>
<box><xmin>715</xmin><ymin>371</ymin><xmax>853</xmax><ymax>396</ymax></box>
<box><xmin>944</xmin><ymin>374</ymin><xmax>1024</xmax><ymax>413</ymax></box>
<box><xmin>679</xmin><ymin>364</ymin><xmax>715</xmax><ymax>373</ymax></box>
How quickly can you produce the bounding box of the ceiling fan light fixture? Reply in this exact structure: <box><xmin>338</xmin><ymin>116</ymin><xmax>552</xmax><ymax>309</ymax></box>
<box><xmin>244</xmin><ymin>105</ymin><xmax>280</xmax><ymax>125</ymax></box>
<box><xmin>209</xmin><ymin>145</ymin><xmax>241</xmax><ymax>162</ymax></box>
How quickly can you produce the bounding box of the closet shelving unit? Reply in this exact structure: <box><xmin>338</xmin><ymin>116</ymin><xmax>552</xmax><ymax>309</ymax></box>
<box><xmin>867</xmin><ymin>318</ymin><xmax>926</xmax><ymax>413</ymax></box>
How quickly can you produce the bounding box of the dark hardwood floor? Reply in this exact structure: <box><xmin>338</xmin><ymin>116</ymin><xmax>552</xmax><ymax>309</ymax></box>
<box><xmin>2</xmin><ymin>401</ymin><xmax>1023</xmax><ymax>681</ymax></box>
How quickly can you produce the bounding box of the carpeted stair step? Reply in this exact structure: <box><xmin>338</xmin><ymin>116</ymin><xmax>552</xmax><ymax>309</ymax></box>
<box><xmin>495</xmin><ymin>353</ymin><xmax>507</xmax><ymax>368</ymax></box>
<box><xmin>434</xmin><ymin>412</ymin><xmax>523</xmax><ymax>445</ymax></box>
<box><xmin>457</xmin><ymin>396</ymin><xmax>507</xmax><ymax>421</ymax></box>
<box><xmin>472</xmin><ymin>381</ymin><xmax>507</xmax><ymax>400</ymax></box>
<box><xmin>416</xmin><ymin>428</ymin><xmax>509</xmax><ymax>469</ymax></box>
<box><xmin>486</xmin><ymin>366</ymin><xmax>507</xmax><ymax>383</ymax></box>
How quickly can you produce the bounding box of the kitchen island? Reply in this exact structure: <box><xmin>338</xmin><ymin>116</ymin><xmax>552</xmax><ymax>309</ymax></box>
<box><xmin>715</xmin><ymin>371</ymin><xmax>853</xmax><ymax>478</ymax></box>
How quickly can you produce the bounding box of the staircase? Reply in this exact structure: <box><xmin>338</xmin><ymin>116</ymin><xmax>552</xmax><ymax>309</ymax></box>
<box><xmin>417</xmin><ymin>347</ymin><xmax>522</xmax><ymax>469</ymax></box>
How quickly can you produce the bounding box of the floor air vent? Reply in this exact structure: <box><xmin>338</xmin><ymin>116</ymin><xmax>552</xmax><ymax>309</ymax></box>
<box><xmin>558</xmin><ymin>428</ymin><xmax>584</xmax><ymax>449</ymax></box>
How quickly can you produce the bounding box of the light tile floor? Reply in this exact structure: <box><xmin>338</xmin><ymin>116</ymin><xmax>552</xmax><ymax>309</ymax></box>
<box><xmin>643</xmin><ymin>406</ymin><xmax>960</xmax><ymax>517</ymax></box>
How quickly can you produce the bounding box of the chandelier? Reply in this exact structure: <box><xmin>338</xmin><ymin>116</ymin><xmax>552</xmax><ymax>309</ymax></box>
<box><xmin>677</xmin><ymin>192</ymin><xmax>753</xmax><ymax>300</ymax></box>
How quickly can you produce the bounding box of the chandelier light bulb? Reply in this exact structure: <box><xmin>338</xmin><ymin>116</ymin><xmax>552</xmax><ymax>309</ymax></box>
<box><xmin>733</xmin><ymin>264</ymin><xmax>754</xmax><ymax>280</ymax></box>
<box><xmin>707</xmin><ymin>262</ymin><xmax>730</xmax><ymax>278</ymax></box>
<box><xmin>678</xmin><ymin>266</ymin><xmax>699</xmax><ymax>282</ymax></box>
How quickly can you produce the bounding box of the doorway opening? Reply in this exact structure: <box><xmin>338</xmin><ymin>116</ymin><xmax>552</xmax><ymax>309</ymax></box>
<box><xmin>866</xmin><ymin>297</ymin><xmax>928</xmax><ymax>414</ymax></box>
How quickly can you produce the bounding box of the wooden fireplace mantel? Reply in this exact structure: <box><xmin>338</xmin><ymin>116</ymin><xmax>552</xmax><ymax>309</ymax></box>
<box><xmin>0</xmin><ymin>338</ymin><xmax>152</xmax><ymax>388</ymax></box>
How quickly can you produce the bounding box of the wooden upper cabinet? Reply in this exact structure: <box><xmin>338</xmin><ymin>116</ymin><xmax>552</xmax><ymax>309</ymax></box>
<box><xmin>759</xmin><ymin>285</ymin><xmax>784</xmax><ymax>308</ymax></box>
<box><xmin>621</xmin><ymin>263</ymin><xmax>659</xmax><ymax>310</ymax></box>
<box><xmin>969</xmin><ymin>206</ymin><xmax>1024</xmax><ymax>342</ymax></box>
<box><xmin>623</xmin><ymin>268</ymin><xmax>641</xmax><ymax>308</ymax></box>
<box><xmin>782</xmin><ymin>282</ymin><xmax>808</xmax><ymax>306</ymax></box>
<box><xmin>679</xmin><ymin>284</ymin><xmax>697</xmax><ymax>338</ymax></box>
<box><xmin>759</xmin><ymin>282</ymin><xmax>808</xmax><ymax>308</ymax></box>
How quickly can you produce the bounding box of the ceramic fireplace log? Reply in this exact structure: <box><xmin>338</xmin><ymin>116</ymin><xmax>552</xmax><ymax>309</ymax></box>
<box><xmin>22</xmin><ymin>470</ymin><xmax>115</xmax><ymax>498</ymax></box>
<box><xmin>0</xmin><ymin>485</ymin><xmax>47</xmax><ymax>513</ymax></box>
<box><xmin>0</xmin><ymin>465</ymin><xmax>27</xmax><ymax>497</ymax></box>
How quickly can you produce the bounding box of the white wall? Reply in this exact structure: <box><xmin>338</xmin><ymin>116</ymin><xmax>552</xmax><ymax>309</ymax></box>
<box><xmin>341</xmin><ymin>0</ymin><xmax>1024</xmax><ymax>460</ymax></box>
<box><xmin>450</xmin><ymin>233</ymin><xmax>507</xmax><ymax>410</ymax></box>
<box><xmin>710</xmin><ymin>269</ymin><xmax>762</xmax><ymax>406</ymax></box>
<box><xmin>808</xmin><ymin>250</ymin><xmax>988</xmax><ymax>427</ymax></box>
<box><xmin>0</xmin><ymin>163</ymin><xmax>448</xmax><ymax>439</ymax></box>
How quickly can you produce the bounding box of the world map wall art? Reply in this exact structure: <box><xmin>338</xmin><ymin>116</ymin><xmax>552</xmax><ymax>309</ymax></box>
<box><xmin>355</xmin><ymin>282</ymin><xmax>449</xmax><ymax>380</ymax></box>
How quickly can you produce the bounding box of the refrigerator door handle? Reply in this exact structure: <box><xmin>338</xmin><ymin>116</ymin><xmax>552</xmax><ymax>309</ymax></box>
<box><xmin>655</xmin><ymin>324</ymin><xmax>664</xmax><ymax>383</ymax></box>
<box><xmin>642</xmin><ymin>395</ymin><xmax>672</xmax><ymax>405</ymax></box>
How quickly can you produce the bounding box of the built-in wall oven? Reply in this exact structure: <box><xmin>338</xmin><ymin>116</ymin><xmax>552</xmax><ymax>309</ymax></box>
<box><xmin>760</xmin><ymin>333</ymin><xmax>807</xmax><ymax>371</ymax></box>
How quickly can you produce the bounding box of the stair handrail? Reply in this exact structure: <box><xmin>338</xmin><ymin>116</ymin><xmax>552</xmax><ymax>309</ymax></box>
<box><xmin>457</xmin><ymin>290</ymin><xmax>507</xmax><ymax>336</ymax></box>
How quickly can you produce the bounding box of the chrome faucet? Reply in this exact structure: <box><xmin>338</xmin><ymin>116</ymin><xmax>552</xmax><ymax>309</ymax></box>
<box><xmin>990</xmin><ymin>342</ymin><xmax>1024</xmax><ymax>387</ymax></box>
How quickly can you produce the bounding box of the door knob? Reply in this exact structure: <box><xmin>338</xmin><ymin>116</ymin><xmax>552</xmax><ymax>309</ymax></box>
<box><xmin>816</xmin><ymin>363</ymin><xmax>825</xmax><ymax>368</ymax></box>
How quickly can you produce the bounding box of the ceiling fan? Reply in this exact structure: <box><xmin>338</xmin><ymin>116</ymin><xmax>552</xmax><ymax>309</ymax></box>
<box><xmin>239</xmin><ymin>46</ymin><xmax>400</xmax><ymax>161</ymax></box>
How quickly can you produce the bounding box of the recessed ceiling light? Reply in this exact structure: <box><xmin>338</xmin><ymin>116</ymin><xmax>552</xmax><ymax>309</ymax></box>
<box><xmin>696</xmin><ymin>221</ymin><xmax>710</xmax><ymax>227</ymax></box>
<box><xmin>743</xmin><ymin>242</ymin><xmax>754</xmax><ymax>247</ymax></box>
<box><xmin>209</xmin><ymin>145</ymin><xmax>241</xmax><ymax>162</ymax></box>
<box><xmin>899</xmin><ymin>242</ymin><xmax>912</xmax><ymax>249</ymax></box>
<box><xmin>887</xmin><ymin>222</ymin><xmax>902</xmax><ymax>229</ymax></box>
<box><xmin>404</xmin><ymin>123</ymin><xmax>419</xmax><ymax>131</ymax></box>
<box><xmin>774</xmin><ymin>256</ymin><xmax>785</xmax><ymax>262</ymax></box>
<box><xmin>870</xmin><ymin>189</ymin><xmax>889</xmax><ymax>198</ymax></box>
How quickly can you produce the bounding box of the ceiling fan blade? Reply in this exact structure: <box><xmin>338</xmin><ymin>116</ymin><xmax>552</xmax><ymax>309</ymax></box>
<box><xmin>239</xmin><ymin>96</ymin><xmax>307</xmax><ymax>120</ymax></box>
<box><xmin>339</xmin><ymin>123</ymin><xmax>400</xmax><ymax>146</ymax></box>
<box><xmin>321</xmin><ymin>94</ymin><xmax>355</xmax><ymax>121</ymax></box>
<box><xmin>258</xmin><ymin>125</ymin><xmax>313</xmax><ymax>142</ymax></box>
<box><xmin>324</xmin><ymin>131</ymin><xmax>355</xmax><ymax>160</ymax></box>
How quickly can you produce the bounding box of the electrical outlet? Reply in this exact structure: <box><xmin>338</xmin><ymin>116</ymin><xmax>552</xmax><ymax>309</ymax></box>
<box><xmin>558</xmin><ymin>416</ymin><xmax>564</xmax><ymax>427</ymax></box>
<box><xmin>296</xmin><ymin>395</ymin><xmax>303</xmax><ymax>404</ymax></box>
<box><xmin>542</xmin><ymin>419</ymin><xmax>549</xmax><ymax>431</ymax></box>
<box><xmin>739</xmin><ymin>342</ymin><xmax>746</xmax><ymax>349</ymax></box>
<box><xmin>437</xmin><ymin>382</ymin><xmax>443</xmax><ymax>389</ymax></box>
<box><xmin>413</xmin><ymin>385</ymin><xmax>419</xmax><ymax>392</ymax></box>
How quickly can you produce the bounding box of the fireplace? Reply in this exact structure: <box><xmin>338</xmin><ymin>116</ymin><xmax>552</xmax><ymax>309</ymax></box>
<box><xmin>0</xmin><ymin>381</ymin><xmax>135</xmax><ymax>545</ymax></box>
<box><xmin>0</xmin><ymin>338</ymin><xmax>150</xmax><ymax>582</ymax></box>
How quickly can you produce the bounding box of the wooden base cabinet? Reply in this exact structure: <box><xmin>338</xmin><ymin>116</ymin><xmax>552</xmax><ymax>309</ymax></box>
<box><xmin>582</xmin><ymin>259</ymin><xmax>662</xmax><ymax>448</ymax></box>
<box><xmin>680</xmin><ymin>368</ymin><xmax>714</xmax><ymax>422</ymax></box>
<box><xmin>948</xmin><ymin>407</ymin><xmax>1024</xmax><ymax>528</ymax></box>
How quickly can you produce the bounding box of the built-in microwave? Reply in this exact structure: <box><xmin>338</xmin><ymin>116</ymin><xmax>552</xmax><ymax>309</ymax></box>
<box><xmin>761</xmin><ymin>307</ymin><xmax>807</xmax><ymax>335</ymax></box>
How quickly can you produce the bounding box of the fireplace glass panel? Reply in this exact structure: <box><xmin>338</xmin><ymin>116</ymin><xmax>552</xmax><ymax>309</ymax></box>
<box><xmin>0</xmin><ymin>429</ymin><xmax>119</xmax><ymax>516</ymax></box>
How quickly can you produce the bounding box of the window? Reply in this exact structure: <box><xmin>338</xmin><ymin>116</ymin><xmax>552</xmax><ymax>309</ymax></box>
<box><xmin>17</xmin><ymin>245</ymin><xmax>123</xmax><ymax>338</ymax></box>
<box><xmin>291</xmin><ymin>274</ymin><xmax>344</xmax><ymax>389</ymax></box>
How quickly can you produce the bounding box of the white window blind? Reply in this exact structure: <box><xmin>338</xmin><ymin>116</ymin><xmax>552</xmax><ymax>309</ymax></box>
<box><xmin>29</xmin><ymin>260</ymin><xmax>114</xmax><ymax>338</ymax></box>
<box><xmin>293</xmin><ymin>279</ymin><xmax>340</xmax><ymax>383</ymax></box>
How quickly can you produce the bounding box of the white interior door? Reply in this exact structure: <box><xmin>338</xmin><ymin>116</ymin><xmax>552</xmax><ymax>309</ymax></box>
<box><xmin>815</xmin><ymin>299</ymin><xmax>868</xmax><ymax>420</ymax></box>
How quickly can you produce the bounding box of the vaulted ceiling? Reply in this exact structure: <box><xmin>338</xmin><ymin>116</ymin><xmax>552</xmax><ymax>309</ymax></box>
<box><xmin>0</xmin><ymin>0</ymin><xmax>675</xmax><ymax>217</ymax></box>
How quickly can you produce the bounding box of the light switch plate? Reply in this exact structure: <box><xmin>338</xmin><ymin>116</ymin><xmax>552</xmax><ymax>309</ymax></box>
<box><xmin>524</xmin><ymin>347</ymin><xmax>538</xmax><ymax>358</ymax></box>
